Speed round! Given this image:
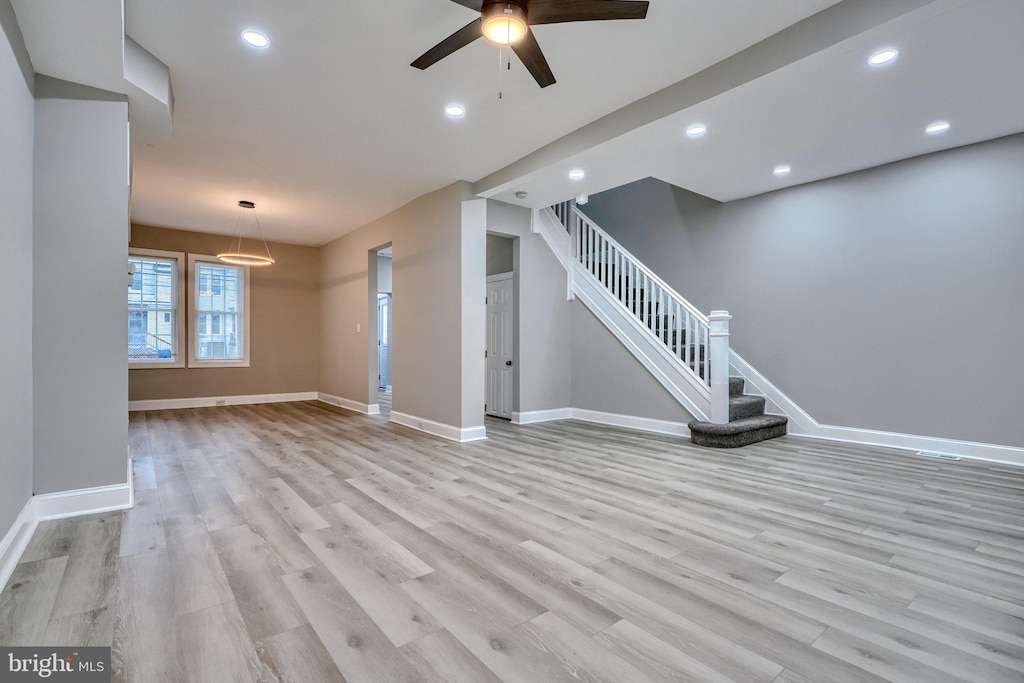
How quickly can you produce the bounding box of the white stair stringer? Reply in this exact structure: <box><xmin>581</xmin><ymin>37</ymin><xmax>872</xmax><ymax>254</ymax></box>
<box><xmin>534</xmin><ymin>207</ymin><xmax>712</xmax><ymax>422</ymax></box>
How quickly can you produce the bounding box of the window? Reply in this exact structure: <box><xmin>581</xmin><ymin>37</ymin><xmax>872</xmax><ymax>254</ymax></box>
<box><xmin>189</xmin><ymin>255</ymin><xmax>250</xmax><ymax>367</ymax></box>
<box><xmin>128</xmin><ymin>249</ymin><xmax>185</xmax><ymax>368</ymax></box>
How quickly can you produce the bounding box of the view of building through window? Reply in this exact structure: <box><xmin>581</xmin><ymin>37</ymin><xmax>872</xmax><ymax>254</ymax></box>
<box><xmin>195</xmin><ymin>262</ymin><xmax>242</xmax><ymax>360</ymax></box>
<box><xmin>128</xmin><ymin>255</ymin><xmax>177</xmax><ymax>361</ymax></box>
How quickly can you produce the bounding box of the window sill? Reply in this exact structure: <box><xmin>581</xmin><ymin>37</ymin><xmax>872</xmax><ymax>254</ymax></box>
<box><xmin>187</xmin><ymin>359</ymin><xmax>251</xmax><ymax>369</ymax></box>
<box><xmin>130</xmin><ymin>360</ymin><xmax>185</xmax><ymax>370</ymax></box>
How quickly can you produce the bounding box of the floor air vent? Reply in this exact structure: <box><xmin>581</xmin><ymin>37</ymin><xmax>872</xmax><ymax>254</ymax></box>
<box><xmin>916</xmin><ymin>451</ymin><xmax>961</xmax><ymax>461</ymax></box>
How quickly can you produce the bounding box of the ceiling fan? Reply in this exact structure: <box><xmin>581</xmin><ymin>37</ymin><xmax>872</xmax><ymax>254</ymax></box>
<box><xmin>411</xmin><ymin>0</ymin><xmax>650</xmax><ymax>88</ymax></box>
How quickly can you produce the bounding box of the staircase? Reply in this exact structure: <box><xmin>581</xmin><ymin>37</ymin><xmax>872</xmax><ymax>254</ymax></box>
<box><xmin>539</xmin><ymin>200</ymin><xmax>787</xmax><ymax>447</ymax></box>
<box><xmin>688</xmin><ymin>377</ymin><xmax>789</xmax><ymax>447</ymax></box>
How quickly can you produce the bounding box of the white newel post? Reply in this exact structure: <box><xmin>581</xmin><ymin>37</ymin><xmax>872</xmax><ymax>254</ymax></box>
<box><xmin>708</xmin><ymin>310</ymin><xmax>732</xmax><ymax>424</ymax></box>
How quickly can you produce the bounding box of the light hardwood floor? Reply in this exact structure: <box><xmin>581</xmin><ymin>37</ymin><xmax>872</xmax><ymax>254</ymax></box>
<box><xmin>2</xmin><ymin>401</ymin><xmax>1023</xmax><ymax>682</ymax></box>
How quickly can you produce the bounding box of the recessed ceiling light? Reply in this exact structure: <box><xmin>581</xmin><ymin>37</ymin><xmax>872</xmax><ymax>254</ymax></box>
<box><xmin>686</xmin><ymin>124</ymin><xmax>707</xmax><ymax>138</ymax></box>
<box><xmin>773</xmin><ymin>165</ymin><xmax>791</xmax><ymax>177</ymax></box>
<box><xmin>569</xmin><ymin>169</ymin><xmax>585</xmax><ymax>181</ymax></box>
<box><xmin>868</xmin><ymin>48</ymin><xmax>899</xmax><ymax>66</ymax></box>
<box><xmin>241</xmin><ymin>30</ymin><xmax>270</xmax><ymax>48</ymax></box>
<box><xmin>925</xmin><ymin>121</ymin><xmax>951</xmax><ymax>135</ymax></box>
<box><xmin>444</xmin><ymin>104</ymin><xmax>466</xmax><ymax>118</ymax></box>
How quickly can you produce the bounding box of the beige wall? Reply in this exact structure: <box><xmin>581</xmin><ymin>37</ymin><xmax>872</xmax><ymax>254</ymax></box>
<box><xmin>129</xmin><ymin>224</ymin><xmax>319</xmax><ymax>401</ymax></box>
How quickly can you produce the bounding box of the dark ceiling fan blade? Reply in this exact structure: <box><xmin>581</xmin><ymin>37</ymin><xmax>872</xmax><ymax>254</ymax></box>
<box><xmin>411</xmin><ymin>18</ymin><xmax>484</xmax><ymax>70</ymax></box>
<box><xmin>512</xmin><ymin>29</ymin><xmax>556</xmax><ymax>88</ymax></box>
<box><xmin>528</xmin><ymin>0</ymin><xmax>649</xmax><ymax>26</ymax></box>
<box><xmin>448</xmin><ymin>0</ymin><xmax>483</xmax><ymax>10</ymax></box>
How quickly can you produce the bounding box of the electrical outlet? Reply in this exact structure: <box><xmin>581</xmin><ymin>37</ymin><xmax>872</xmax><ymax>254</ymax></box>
<box><xmin>215</xmin><ymin>399</ymin><xmax>227</xmax><ymax>406</ymax></box>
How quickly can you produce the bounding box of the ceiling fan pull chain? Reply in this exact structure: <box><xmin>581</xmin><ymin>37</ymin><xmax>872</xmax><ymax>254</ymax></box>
<box><xmin>498</xmin><ymin>43</ymin><xmax>504</xmax><ymax>99</ymax></box>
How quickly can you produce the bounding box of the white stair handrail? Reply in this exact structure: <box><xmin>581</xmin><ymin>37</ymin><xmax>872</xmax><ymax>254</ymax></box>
<box><xmin>567</xmin><ymin>205</ymin><xmax>708</xmax><ymax>325</ymax></box>
<box><xmin>547</xmin><ymin>200</ymin><xmax>731</xmax><ymax>422</ymax></box>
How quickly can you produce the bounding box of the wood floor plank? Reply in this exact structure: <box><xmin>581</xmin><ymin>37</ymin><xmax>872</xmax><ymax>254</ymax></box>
<box><xmin>177</xmin><ymin>601</ymin><xmax>263</xmax><ymax>683</ymax></box>
<box><xmin>236</xmin><ymin>497</ymin><xmax>318</xmax><ymax>575</ymax></box>
<box><xmin>190</xmin><ymin>475</ymin><xmax>245</xmax><ymax>532</ymax></box>
<box><xmin>593</xmin><ymin>618</ymin><xmax>737</xmax><ymax>683</ymax></box>
<box><xmin>256</xmin><ymin>623</ymin><xmax>347</xmax><ymax>683</ymax></box>
<box><xmin>112</xmin><ymin>550</ymin><xmax>178</xmax><ymax>683</ymax></box>
<box><xmin>165</xmin><ymin>527</ymin><xmax>233</xmax><ymax>617</ymax></box>
<box><xmin>399</xmin><ymin>629</ymin><xmax>502</xmax><ymax>683</ymax></box>
<box><xmin>212</xmin><ymin>524</ymin><xmax>308</xmax><ymax>640</ymax></box>
<box><xmin>118</xmin><ymin>487</ymin><xmax>166</xmax><ymax>557</ymax></box>
<box><xmin>300</xmin><ymin>519</ymin><xmax>442</xmax><ymax>647</ymax></box>
<box><xmin>259</xmin><ymin>477</ymin><xmax>330</xmax><ymax>533</ymax></box>
<box><xmin>0</xmin><ymin>557</ymin><xmax>68</xmax><ymax>645</ymax></box>
<box><xmin>49</xmin><ymin>516</ymin><xmax>122</xmax><ymax>620</ymax></box>
<box><xmin>517</xmin><ymin>539</ymin><xmax>785</xmax><ymax>682</ymax></box>
<box><xmin>811</xmin><ymin>627</ymin><xmax>964</xmax><ymax>683</ymax></box>
<box><xmin>282</xmin><ymin>563</ymin><xmax>423</xmax><ymax>682</ymax></box>
<box><xmin>425</xmin><ymin>521</ymin><xmax>622</xmax><ymax>635</ymax></box>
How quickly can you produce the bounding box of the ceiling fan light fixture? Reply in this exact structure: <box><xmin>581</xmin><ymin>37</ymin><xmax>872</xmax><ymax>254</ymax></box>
<box><xmin>481</xmin><ymin>3</ymin><xmax>529</xmax><ymax>46</ymax></box>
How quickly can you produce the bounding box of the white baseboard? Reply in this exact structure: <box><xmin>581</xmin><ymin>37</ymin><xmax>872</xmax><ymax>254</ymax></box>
<box><xmin>129</xmin><ymin>392</ymin><xmax>318</xmax><ymax>412</ymax></box>
<box><xmin>0</xmin><ymin>497</ymin><xmax>38</xmax><ymax>591</ymax></box>
<box><xmin>789</xmin><ymin>428</ymin><xmax>1024</xmax><ymax>467</ymax></box>
<box><xmin>35</xmin><ymin>458</ymin><xmax>135</xmax><ymax>521</ymax></box>
<box><xmin>390</xmin><ymin>411</ymin><xmax>487</xmax><ymax>443</ymax></box>
<box><xmin>511</xmin><ymin>407</ymin><xmax>690</xmax><ymax>436</ymax></box>
<box><xmin>1</xmin><ymin>459</ymin><xmax>133</xmax><ymax>590</ymax></box>
<box><xmin>317</xmin><ymin>392</ymin><xmax>378</xmax><ymax>415</ymax></box>
<box><xmin>570</xmin><ymin>408</ymin><xmax>691</xmax><ymax>436</ymax></box>
<box><xmin>730</xmin><ymin>351</ymin><xmax>1024</xmax><ymax>466</ymax></box>
<box><xmin>512</xmin><ymin>408</ymin><xmax>573</xmax><ymax>425</ymax></box>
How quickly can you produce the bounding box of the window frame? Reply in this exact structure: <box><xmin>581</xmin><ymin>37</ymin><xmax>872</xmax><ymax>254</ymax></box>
<box><xmin>187</xmin><ymin>253</ymin><xmax>251</xmax><ymax>368</ymax></box>
<box><xmin>128</xmin><ymin>247</ymin><xmax>186</xmax><ymax>370</ymax></box>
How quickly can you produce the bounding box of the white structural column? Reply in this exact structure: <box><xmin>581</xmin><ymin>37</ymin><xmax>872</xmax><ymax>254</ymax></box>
<box><xmin>708</xmin><ymin>310</ymin><xmax>732</xmax><ymax>424</ymax></box>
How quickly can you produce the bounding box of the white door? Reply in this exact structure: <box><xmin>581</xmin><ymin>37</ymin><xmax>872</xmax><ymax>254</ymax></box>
<box><xmin>486</xmin><ymin>274</ymin><xmax>514</xmax><ymax>418</ymax></box>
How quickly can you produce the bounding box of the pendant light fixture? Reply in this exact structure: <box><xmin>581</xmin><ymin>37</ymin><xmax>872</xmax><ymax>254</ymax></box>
<box><xmin>217</xmin><ymin>200</ymin><xmax>275</xmax><ymax>266</ymax></box>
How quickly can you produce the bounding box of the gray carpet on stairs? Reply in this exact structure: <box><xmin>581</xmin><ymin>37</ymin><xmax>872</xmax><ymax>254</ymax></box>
<box><xmin>688</xmin><ymin>377</ymin><xmax>788</xmax><ymax>448</ymax></box>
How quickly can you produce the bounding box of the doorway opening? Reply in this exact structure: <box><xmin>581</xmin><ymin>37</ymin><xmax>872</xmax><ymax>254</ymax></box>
<box><xmin>369</xmin><ymin>243</ymin><xmax>392</xmax><ymax>417</ymax></box>
<box><xmin>486</xmin><ymin>233</ymin><xmax>516</xmax><ymax>419</ymax></box>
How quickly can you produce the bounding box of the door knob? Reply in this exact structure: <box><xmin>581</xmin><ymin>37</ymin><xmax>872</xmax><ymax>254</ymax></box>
<box><xmin>505</xmin><ymin>360</ymin><xmax>513</xmax><ymax>366</ymax></box>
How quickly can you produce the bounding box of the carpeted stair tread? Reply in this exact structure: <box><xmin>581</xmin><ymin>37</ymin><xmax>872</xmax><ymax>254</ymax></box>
<box><xmin>729</xmin><ymin>377</ymin><xmax>745</xmax><ymax>396</ymax></box>
<box><xmin>688</xmin><ymin>414</ymin><xmax>789</xmax><ymax>448</ymax></box>
<box><xmin>729</xmin><ymin>394</ymin><xmax>766</xmax><ymax>420</ymax></box>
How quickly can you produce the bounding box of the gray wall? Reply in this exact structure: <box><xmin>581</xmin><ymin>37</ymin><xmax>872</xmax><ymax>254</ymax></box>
<box><xmin>486</xmin><ymin>234</ymin><xmax>514</xmax><ymax>276</ymax></box>
<box><xmin>320</xmin><ymin>182</ymin><xmax>484</xmax><ymax>430</ymax></box>
<box><xmin>33</xmin><ymin>77</ymin><xmax>130</xmax><ymax>494</ymax></box>
<box><xmin>377</xmin><ymin>254</ymin><xmax>392</xmax><ymax>294</ymax></box>
<box><xmin>584</xmin><ymin>134</ymin><xmax>1024</xmax><ymax>447</ymax></box>
<box><xmin>485</xmin><ymin>200</ymin><xmax>573</xmax><ymax>414</ymax></box>
<box><xmin>0</xmin><ymin>0</ymin><xmax>34</xmax><ymax>535</ymax></box>
<box><xmin>572</xmin><ymin>303</ymin><xmax>694</xmax><ymax>423</ymax></box>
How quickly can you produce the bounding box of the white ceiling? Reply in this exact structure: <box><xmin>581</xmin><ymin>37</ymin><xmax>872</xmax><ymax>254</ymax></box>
<box><xmin>485</xmin><ymin>0</ymin><xmax>1024</xmax><ymax>209</ymax></box>
<box><xmin>14</xmin><ymin>0</ymin><xmax>1022</xmax><ymax>246</ymax></box>
<box><xmin>120</xmin><ymin>0</ymin><xmax>843</xmax><ymax>245</ymax></box>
